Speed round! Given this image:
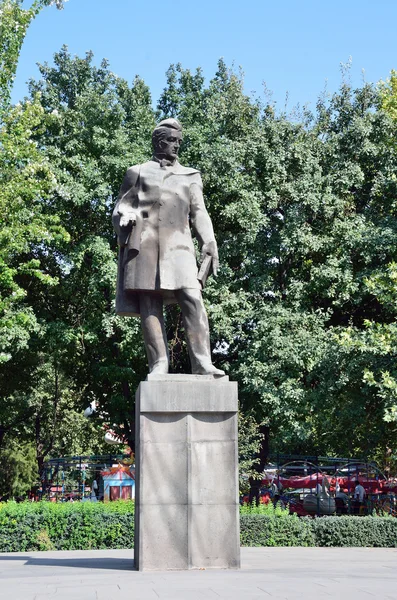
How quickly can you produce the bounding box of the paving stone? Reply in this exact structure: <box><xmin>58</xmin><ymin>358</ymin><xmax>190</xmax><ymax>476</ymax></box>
<box><xmin>0</xmin><ymin>548</ymin><xmax>397</xmax><ymax>600</ymax></box>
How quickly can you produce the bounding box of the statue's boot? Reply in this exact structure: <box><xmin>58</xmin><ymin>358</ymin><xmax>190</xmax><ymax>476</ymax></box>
<box><xmin>175</xmin><ymin>288</ymin><xmax>225</xmax><ymax>377</ymax></box>
<box><xmin>140</xmin><ymin>292</ymin><xmax>169</xmax><ymax>374</ymax></box>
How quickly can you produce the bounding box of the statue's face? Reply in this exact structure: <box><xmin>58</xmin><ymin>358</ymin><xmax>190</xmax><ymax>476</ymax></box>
<box><xmin>157</xmin><ymin>130</ymin><xmax>182</xmax><ymax>160</ymax></box>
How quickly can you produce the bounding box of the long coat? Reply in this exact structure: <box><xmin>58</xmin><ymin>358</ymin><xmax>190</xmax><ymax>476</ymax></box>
<box><xmin>112</xmin><ymin>159</ymin><xmax>216</xmax><ymax>317</ymax></box>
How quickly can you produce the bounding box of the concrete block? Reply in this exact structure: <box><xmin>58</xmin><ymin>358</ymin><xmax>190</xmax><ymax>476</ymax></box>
<box><xmin>139</xmin><ymin>377</ymin><xmax>238</xmax><ymax>413</ymax></box>
<box><xmin>189</xmin><ymin>504</ymin><xmax>240</xmax><ymax>569</ymax></box>
<box><xmin>190</xmin><ymin>440</ymin><xmax>238</xmax><ymax>505</ymax></box>
<box><xmin>140</xmin><ymin>442</ymin><xmax>188</xmax><ymax>505</ymax></box>
<box><xmin>189</xmin><ymin>413</ymin><xmax>237</xmax><ymax>442</ymax></box>
<box><xmin>139</xmin><ymin>504</ymin><xmax>188</xmax><ymax>570</ymax></box>
<box><xmin>142</xmin><ymin>413</ymin><xmax>187</xmax><ymax>443</ymax></box>
<box><xmin>146</xmin><ymin>373</ymin><xmax>229</xmax><ymax>382</ymax></box>
<box><xmin>135</xmin><ymin>376</ymin><xmax>240</xmax><ymax>571</ymax></box>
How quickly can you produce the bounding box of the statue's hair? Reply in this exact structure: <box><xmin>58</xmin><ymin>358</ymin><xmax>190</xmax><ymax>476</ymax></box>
<box><xmin>152</xmin><ymin>119</ymin><xmax>182</xmax><ymax>152</ymax></box>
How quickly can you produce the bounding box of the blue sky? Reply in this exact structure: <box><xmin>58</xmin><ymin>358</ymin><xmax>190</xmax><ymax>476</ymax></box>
<box><xmin>12</xmin><ymin>0</ymin><xmax>397</xmax><ymax>111</ymax></box>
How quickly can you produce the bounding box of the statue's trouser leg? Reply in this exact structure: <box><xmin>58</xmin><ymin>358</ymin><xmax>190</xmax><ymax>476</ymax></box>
<box><xmin>174</xmin><ymin>288</ymin><xmax>212</xmax><ymax>374</ymax></box>
<box><xmin>140</xmin><ymin>292</ymin><xmax>169</xmax><ymax>373</ymax></box>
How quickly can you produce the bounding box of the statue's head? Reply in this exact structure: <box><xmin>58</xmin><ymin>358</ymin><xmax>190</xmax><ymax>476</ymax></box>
<box><xmin>152</xmin><ymin>118</ymin><xmax>182</xmax><ymax>161</ymax></box>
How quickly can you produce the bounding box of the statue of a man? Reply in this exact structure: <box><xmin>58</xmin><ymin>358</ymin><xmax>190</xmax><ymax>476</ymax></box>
<box><xmin>112</xmin><ymin>119</ymin><xmax>224</xmax><ymax>377</ymax></box>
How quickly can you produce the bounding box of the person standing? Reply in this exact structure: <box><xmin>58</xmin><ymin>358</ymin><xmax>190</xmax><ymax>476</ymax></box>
<box><xmin>353</xmin><ymin>480</ymin><xmax>366</xmax><ymax>514</ymax></box>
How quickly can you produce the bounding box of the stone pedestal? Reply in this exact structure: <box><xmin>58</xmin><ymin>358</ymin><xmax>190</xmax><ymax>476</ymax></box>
<box><xmin>134</xmin><ymin>374</ymin><xmax>240</xmax><ymax>571</ymax></box>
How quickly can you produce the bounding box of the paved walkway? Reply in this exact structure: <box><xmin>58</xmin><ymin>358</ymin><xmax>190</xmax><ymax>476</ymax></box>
<box><xmin>0</xmin><ymin>547</ymin><xmax>396</xmax><ymax>600</ymax></box>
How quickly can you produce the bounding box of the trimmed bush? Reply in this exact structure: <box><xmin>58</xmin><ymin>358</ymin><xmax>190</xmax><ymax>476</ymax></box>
<box><xmin>240</xmin><ymin>514</ymin><xmax>315</xmax><ymax>547</ymax></box>
<box><xmin>1</xmin><ymin>501</ymin><xmax>397</xmax><ymax>552</ymax></box>
<box><xmin>240</xmin><ymin>512</ymin><xmax>397</xmax><ymax>548</ymax></box>
<box><xmin>311</xmin><ymin>515</ymin><xmax>397</xmax><ymax>548</ymax></box>
<box><xmin>239</xmin><ymin>501</ymin><xmax>315</xmax><ymax>546</ymax></box>
<box><xmin>0</xmin><ymin>501</ymin><xmax>134</xmax><ymax>552</ymax></box>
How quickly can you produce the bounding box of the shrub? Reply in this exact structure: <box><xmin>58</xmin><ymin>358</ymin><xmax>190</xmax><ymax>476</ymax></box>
<box><xmin>240</xmin><ymin>513</ymin><xmax>315</xmax><ymax>547</ymax></box>
<box><xmin>1</xmin><ymin>501</ymin><xmax>397</xmax><ymax>551</ymax></box>
<box><xmin>239</xmin><ymin>511</ymin><xmax>397</xmax><ymax>548</ymax></box>
<box><xmin>311</xmin><ymin>515</ymin><xmax>397</xmax><ymax>547</ymax></box>
<box><xmin>0</xmin><ymin>500</ymin><xmax>134</xmax><ymax>552</ymax></box>
<box><xmin>240</xmin><ymin>501</ymin><xmax>289</xmax><ymax>516</ymax></box>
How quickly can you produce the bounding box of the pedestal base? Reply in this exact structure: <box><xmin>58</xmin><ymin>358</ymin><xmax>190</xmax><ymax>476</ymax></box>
<box><xmin>134</xmin><ymin>374</ymin><xmax>240</xmax><ymax>571</ymax></box>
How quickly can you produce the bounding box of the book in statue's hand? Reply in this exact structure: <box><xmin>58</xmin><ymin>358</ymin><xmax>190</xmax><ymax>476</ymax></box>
<box><xmin>197</xmin><ymin>254</ymin><xmax>212</xmax><ymax>288</ymax></box>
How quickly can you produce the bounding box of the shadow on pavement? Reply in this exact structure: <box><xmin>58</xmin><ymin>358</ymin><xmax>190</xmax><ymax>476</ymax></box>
<box><xmin>0</xmin><ymin>556</ymin><xmax>135</xmax><ymax>571</ymax></box>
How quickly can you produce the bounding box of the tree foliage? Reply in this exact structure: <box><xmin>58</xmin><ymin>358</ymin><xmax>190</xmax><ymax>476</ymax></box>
<box><xmin>0</xmin><ymin>99</ymin><xmax>69</xmax><ymax>365</ymax></box>
<box><xmin>22</xmin><ymin>47</ymin><xmax>156</xmax><ymax>449</ymax></box>
<box><xmin>156</xmin><ymin>62</ymin><xmax>397</xmax><ymax>461</ymax></box>
<box><xmin>2</xmin><ymin>27</ymin><xmax>397</xmax><ymax>497</ymax></box>
<box><xmin>0</xmin><ymin>48</ymin><xmax>156</xmax><ymax>470</ymax></box>
<box><xmin>0</xmin><ymin>2</ymin><xmax>68</xmax><ymax>476</ymax></box>
<box><xmin>0</xmin><ymin>0</ymin><xmax>64</xmax><ymax>116</ymax></box>
<box><xmin>0</xmin><ymin>439</ymin><xmax>38</xmax><ymax>498</ymax></box>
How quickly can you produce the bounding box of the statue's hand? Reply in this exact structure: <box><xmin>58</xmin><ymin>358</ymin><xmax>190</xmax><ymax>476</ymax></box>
<box><xmin>201</xmin><ymin>241</ymin><xmax>219</xmax><ymax>277</ymax></box>
<box><xmin>119</xmin><ymin>211</ymin><xmax>137</xmax><ymax>228</ymax></box>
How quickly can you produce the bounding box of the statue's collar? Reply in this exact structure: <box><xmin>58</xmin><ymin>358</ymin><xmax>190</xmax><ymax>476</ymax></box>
<box><xmin>146</xmin><ymin>159</ymin><xmax>199</xmax><ymax>177</ymax></box>
<box><xmin>152</xmin><ymin>155</ymin><xmax>177</xmax><ymax>168</ymax></box>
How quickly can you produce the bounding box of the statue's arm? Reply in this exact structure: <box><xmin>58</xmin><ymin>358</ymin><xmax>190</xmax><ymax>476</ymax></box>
<box><xmin>112</xmin><ymin>166</ymin><xmax>139</xmax><ymax>245</ymax></box>
<box><xmin>190</xmin><ymin>175</ymin><xmax>219</xmax><ymax>276</ymax></box>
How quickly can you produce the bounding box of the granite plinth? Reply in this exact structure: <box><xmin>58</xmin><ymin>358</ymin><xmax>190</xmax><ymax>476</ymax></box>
<box><xmin>134</xmin><ymin>375</ymin><xmax>240</xmax><ymax>571</ymax></box>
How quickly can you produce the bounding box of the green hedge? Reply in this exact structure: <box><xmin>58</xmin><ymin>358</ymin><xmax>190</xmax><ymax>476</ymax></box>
<box><xmin>240</xmin><ymin>514</ymin><xmax>315</xmax><ymax>547</ymax></box>
<box><xmin>1</xmin><ymin>502</ymin><xmax>397</xmax><ymax>552</ymax></box>
<box><xmin>310</xmin><ymin>515</ymin><xmax>397</xmax><ymax>547</ymax></box>
<box><xmin>240</xmin><ymin>514</ymin><xmax>397</xmax><ymax>548</ymax></box>
<box><xmin>0</xmin><ymin>501</ymin><xmax>134</xmax><ymax>552</ymax></box>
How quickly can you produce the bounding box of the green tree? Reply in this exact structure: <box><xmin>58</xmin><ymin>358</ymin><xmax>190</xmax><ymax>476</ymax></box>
<box><xmin>0</xmin><ymin>99</ymin><xmax>69</xmax><ymax>364</ymax></box>
<box><xmin>20</xmin><ymin>48</ymin><xmax>157</xmax><ymax>449</ymax></box>
<box><xmin>238</xmin><ymin>413</ymin><xmax>265</xmax><ymax>495</ymax></box>
<box><xmin>0</xmin><ymin>97</ymin><xmax>70</xmax><ymax>455</ymax></box>
<box><xmin>0</xmin><ymin>0</ymin><xmax>66</xmax><ymax>457</ymax></box>
<box><xmin>158</xmin><ymin>62</ymin><xmax>397</xmax><ymax>461</ymax></box>
<box><xmin>5</xmin><ymin>43</ymin><xmax>397</xmax><ymax>479</ymax></box>
<box><xmin>0</xmin><ymin>439</ymin><xmax>38</xmax><ymax>499</ymax></box>
<box><xmin>379</xmin><ymin>69</ymin><xmax>397</xmax><ymax>122</ymax></box>
<box><xmin>0</xmin><ymin>0</ymin><xmax>64</xmax><ymax>116</ymax></box>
